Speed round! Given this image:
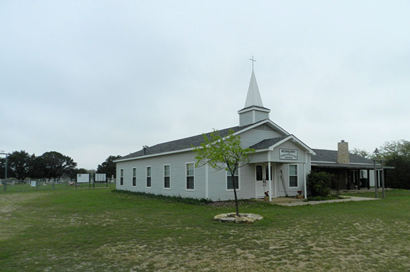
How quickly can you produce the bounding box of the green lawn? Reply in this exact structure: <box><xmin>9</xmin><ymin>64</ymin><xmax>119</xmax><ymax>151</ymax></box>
<box><xmin>0</xmin><ymin>188</ymin><xmax>409</xmax><ymax>271</ymax></box>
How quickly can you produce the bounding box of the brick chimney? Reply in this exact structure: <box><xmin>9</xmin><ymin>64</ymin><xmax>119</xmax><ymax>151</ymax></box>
<box><xmin>337</xmin><ymin>140</ymin><xmax>350</xmax><ymax>164</ymax></box>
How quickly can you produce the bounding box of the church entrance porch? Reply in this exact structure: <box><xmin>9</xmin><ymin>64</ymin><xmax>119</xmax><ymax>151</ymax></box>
<box><xmin>250</xmin><ymin>160</ymin><xmax>308</xmax><ymax>201</ymax></box>
<box><xmin>253</xmin><ymin>162</ymin><xmax>291</xmax><ymax>200</ymax></box>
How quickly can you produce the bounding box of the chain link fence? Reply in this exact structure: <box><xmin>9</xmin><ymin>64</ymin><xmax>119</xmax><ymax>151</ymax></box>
<box><xmin>0</xmin><ymin>178</ymin><xmax>115</xmax><ymax>193</ymax></box>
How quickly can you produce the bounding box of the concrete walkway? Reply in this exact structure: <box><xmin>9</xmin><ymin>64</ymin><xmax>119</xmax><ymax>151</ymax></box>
<box><xmin>275</xmin><ymin>196</ymin><xmax>379</xmax><ymax>206</ymax></box>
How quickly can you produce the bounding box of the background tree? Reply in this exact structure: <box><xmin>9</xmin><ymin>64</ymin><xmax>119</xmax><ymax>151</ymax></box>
<box><xmin>376</xmin><ymin>140</ymin><xmax>410</xmax><ymax>189</ymax></box>
<box><xmin>194</xmin><ymin>130</ymin><xmax>254</xmax><ymax>216</ymax></box>
<box><xmin>40</xmin><ymin>151</ymin><xmax>77</xmax><ymax>180</ymax></box>
<box><xmin>97</xmin><ymin>155</ymin><xmax>121</xmax><ymax>178</ymax></box>
<box><xmin>29</xmin><ymin>155</ymin><xmax>45</xmax><ymax>179</ymax></box>
<box><xmin>7</xmin><ymin>151</ymin><xmax>32</xmax><ymax>180</ymax></box>
<box><xmin>0</xmin><ymin>157</ymin><xmax>5</xmax><ymax>178</ymax></box>
<box><xmin>351</xmin><ymin>148</ymin><xmax>370</xmax><ymax>159</ymax></box>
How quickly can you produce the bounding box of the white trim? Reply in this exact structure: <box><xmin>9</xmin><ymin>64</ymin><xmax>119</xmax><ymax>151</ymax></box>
<box><xmin>145</xmin><ymin>165</ymin><xmax>152</xmax><ymax>189</ymax></box>
<box><xmin>163</xmin><ymin>164</ymin><xmax>171</xmax><ymax>189</ymax></box>
<box><xmin>115</xmin><ymin>147</ymin><xmax>193</xmax><ymax>163</ymax></box>
<box><xmin>185</xmin><ymin>162</ymin><xmax>195</xmax><ymax>191</ymax></box>
<box><xmin>233</xmin><ymin>119</ymin><xmax>289</xmax><ymax>137</ymax></box>
<box><xmin>114</xmin><ymin>119</ymin><xmax>291</xmax><ymax>163</ymax></box>
<box><xmin>303</xmin><ymin>158</ymin><xmax>308</xmax><ymax>199</ymax></box>
<box><xmin>268</xmin><ymin>135</ymin><xmax>316</xmax><ymax>155</ymax></box>
<box><xmin>225</xmin><ymin>168</ymin><xmax>240</xmax><ymax>191</ymax></box>
<box><xmin>311</xmin><ymin>160</ymin><xmax>373</xmax><ymax>165</ymax></box>
<box><xmin>132</xmin><ymin>167</ymin><xmax>136</xmax><ymax>187</ymax></box>
<box><xmin>268</xmin><ymin>153</ymin><xmax>272</xmax><ymax>201</ymax></box>
<box><xmin>289</xmin><ymin>164</ymin><xmax>298</xmax><ymax>188</ymax></box>
<box><xmin>238</xmin><ymin>106</ymin><xmax>271</xmax><ymax>114</ymax></box>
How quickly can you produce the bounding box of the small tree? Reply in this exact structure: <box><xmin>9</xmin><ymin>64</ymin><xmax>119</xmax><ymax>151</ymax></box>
<box><xmin>194</xmin><ymin>130</ymin><xmax>254</xmax><ymax>216</ymax></box>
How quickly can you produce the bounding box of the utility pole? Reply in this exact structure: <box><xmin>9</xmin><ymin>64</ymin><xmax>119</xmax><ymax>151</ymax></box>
<box><xmin>374</xmin><ymin>148</ymin><xmax>379</xmax><ymax>198</ymax></box>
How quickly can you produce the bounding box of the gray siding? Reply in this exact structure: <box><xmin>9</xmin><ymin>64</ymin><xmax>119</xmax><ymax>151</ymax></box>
<box><xmin>207</xmin><ymin>164</ymin><xmax>255</xmax><ymax>201</ymax></box>
<box><xmin>254</xmin><ymin>111</ymin><xmax>269</xmax><ymax>123</ymax></box>
<box><xmin>275</xmin><ymin>163</ymin><xmax>305</xmax><ymax>197</ymax></box>
<box><xmin>116</xmin><ymin>151</ymin><xmax>206</xmax><ymax>199</ymax></box>
<box><xmin>239</xmin><ymin>111</ymin><xmax>254</xmax><ymax>126</ymax></box>
<box><xmin>240</xmin><ymin>124</ymin><xmax>284</xmax><ymax>148</ymax></box>
<box><xmin>271</xmin><ymin>141</ymin><xmax>306</xmax><ymax>163</ymax></box>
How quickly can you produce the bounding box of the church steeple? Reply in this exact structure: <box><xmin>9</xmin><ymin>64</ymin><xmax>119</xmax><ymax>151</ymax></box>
<box><xmin>244</xmin><ymin>69</ymin><xmax>263</xmax><ymax>108</ymax></box>
<box><xmin>238</xmin><ymin>57</ymin><xmax>271</xmax><ymax>126</ymax></box>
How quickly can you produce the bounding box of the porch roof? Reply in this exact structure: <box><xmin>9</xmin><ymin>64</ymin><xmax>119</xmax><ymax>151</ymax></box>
<box><xmin>249</xmin><ymin>136</ymin><xmax>288</xmax><ymax>149</ymax></box>
<box><xmin>249</xmin><ymin>135</ymin><xmax>316</xmax><ymax>155</ymax></box>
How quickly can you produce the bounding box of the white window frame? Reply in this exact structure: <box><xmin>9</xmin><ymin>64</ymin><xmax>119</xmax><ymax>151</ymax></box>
<box><xmin>289</xmin><ymin>164</ymin><xmax>298</xmax><ymax>188</ymax></box>
<box><xmin>132</xmin><ymin>167</ymin><xmax>136</xmax><ymax>186</ymax></box>
<box><xmin>120</xmin><ymin>169</ymin><xmax>124</xmax><ymax>186</ymax></box>
<box><xmin>146</xmin><ymin>166</ymin><xmax>152</xmax><ymax>188</ymax></box>
<box><xmin>226</xmin><ymin>168</ymin><xmax>240</xmax><ymax>191</ymax></box>
<box><xmin>185</xmin><ymin>162</ymin><xmax>195</xmax><ymax>191</ymax></box>
<box><xmin>163</xmin><ymin>164</ymin><xmax>171</xmax><ymax>189</ymax></box>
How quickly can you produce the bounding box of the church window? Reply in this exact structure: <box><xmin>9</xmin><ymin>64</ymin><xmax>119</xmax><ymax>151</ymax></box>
<box><xmin>227</xmin><ymin>169</ymin><xmax>239</xmax><ymax>190</ymax></box>
<box><xmin>186</xmin><ymin>163</ymin><xmax>194</xmax><ymax>190</ymax></box>
<box><xmin>120</xmin><ymin>169</ymin><xmax>124</xmax><ymax>185</ymax></box>
<box><xmin>164</xmin><ymin>165</ymin><xmax>170</xmax><ymax>188</ymax></box>
<box><xmin>146</xmin><ymin>166</ymin><xmax>151</xmax><ymax>187</ymax></box>
<box><xmin>132</xmin><ymin>168</ymin><xmax>136</xmax><ymax>186</ymax></box>
<box><xmin>289</xmin><ymin>165</ymin><xmax>298</xmax><ymax>187</ymax></box>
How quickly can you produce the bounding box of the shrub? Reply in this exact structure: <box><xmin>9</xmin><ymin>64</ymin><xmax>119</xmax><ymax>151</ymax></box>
<box><xmin>307</xmin><ymin>172</ymin><xmax>332</xmax><ymax>197</ymax></box>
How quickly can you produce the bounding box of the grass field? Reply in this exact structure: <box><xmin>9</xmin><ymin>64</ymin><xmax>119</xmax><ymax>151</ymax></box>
<box><xmin>0</xmin><ymin>188</ymin><xmax>409</xmax><ymax>272</ymax></box>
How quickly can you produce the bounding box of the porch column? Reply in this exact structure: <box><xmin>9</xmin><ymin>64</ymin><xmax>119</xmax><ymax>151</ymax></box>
<box><xmin>268</xmin><ymin>161</ymin><xmax>272</xmax><ymax>202</ymax></box>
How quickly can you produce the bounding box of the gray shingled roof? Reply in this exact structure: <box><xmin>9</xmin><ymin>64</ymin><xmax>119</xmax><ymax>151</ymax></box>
<box><xmin>249</xmin><ymin>136</ymin><xmax>288</xmax><ymax>150</ymax></box>
<box><xmin>120</xmin><ymin>124</ymin><xmax>253</xmax><ymax>160</ymax></box>
<box><xmin>312</xmin><ymin>149</ymin><xmax>373</xmax><ymax>164</ymax></box>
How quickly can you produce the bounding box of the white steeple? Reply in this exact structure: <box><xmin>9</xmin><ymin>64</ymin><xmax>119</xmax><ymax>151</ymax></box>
<box><xmin>238</xmin><ymin>57</ymin><xmax>271</xmax><ymax>126</ymax></box>
<box><xmin>244</xmin><ymin>70</ymin><xmax>264</xmax><ymax>108</ymax></box>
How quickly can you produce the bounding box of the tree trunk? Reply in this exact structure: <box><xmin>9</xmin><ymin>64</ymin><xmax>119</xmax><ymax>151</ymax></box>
<box><xmin>232</xmin><ymin>174</ymin><xmax>239</xmax><ymax>216</ymax></box>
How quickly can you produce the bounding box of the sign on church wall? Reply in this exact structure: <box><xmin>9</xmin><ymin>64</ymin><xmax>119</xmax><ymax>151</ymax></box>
<box><xmin>279</xmin><ymin>148</ymin><xmax>298</xmax><ymax>160</ymax></box>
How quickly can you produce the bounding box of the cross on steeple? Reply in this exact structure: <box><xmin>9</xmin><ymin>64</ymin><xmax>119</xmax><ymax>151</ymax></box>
<box><xmin>249</xmin><ymin>56</ymin><xmax>256</xmax><ymax>70</ymax></box>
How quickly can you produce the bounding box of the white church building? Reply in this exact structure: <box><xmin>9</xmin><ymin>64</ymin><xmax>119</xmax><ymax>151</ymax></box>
<box><xmin>115</xmin><ymin>68</ymin><xmax>378</xmax><ymax>201</ymax></box>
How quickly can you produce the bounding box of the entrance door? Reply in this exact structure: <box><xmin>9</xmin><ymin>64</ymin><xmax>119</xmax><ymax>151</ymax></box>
<box><xmin>255</xmin><ymin>165</ymin><xmax>265</xmax><ymax>198</ymax></box>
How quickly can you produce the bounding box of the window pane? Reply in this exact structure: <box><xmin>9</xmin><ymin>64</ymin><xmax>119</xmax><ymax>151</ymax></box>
<box><xmin>227</xmin><ymin>176</ymin><xmax>239</xmax><ymax>189</ymax></box>
<box><xmin>120</xmin><ymin>169</ymin><xmax>123</xmax><ymax>177</ymax></box>
<box><xmin>164</xmin><ymin>177</ymin><xmax>170</xmax><ymax>188</ymax></box>
<box><xmin>186</xmin><ymin>163</ymin><xmax>194</xmax><ymax>176</ymax></box>
<box><xmin>187</xmin><ymin>176</ymin><xmax>194</xmax><ymax>189</ymax></box>
<box><xmin>133</xmin><ymin>168</ymin><xmax>136</xmax><ymax>177</ymax></box>
<box><xmin>289</xmin><ymin>165</ymin><xmax>297</xmax><ymax>176</ymax></box>
<box><xmin>290</xmin><ymin>176</ymin><xmax>298</xmax><ymax>187</ymax></box>
<box><xmin>133</xmin><ymin>177</ymin><xmax>136</xmax><ymax>186</ymax></box>
<box><xmin>164</xmin><ymin>165</ymin><xmax>170</xmax><ymax>177</ymax></box>
<box><xmin>147</xmin><ymin>177</ymin><xmax>151</xmax><ymax>187</ymax></box>
<box><xmin>147</xmin><ymin>167</ymin><xmax>151</xmax><ymax>177</ymax></box>
<box><xmin>256</xmin><ymin>165</ymin><xmax>263</xmax><ymax>181</ymax></box>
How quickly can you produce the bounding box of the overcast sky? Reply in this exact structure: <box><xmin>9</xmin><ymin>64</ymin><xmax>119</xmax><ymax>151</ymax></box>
<box><xmin>1</xmin><ymin>1</ymin><xmax>409</xmax><ymax>169</ymax></box>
